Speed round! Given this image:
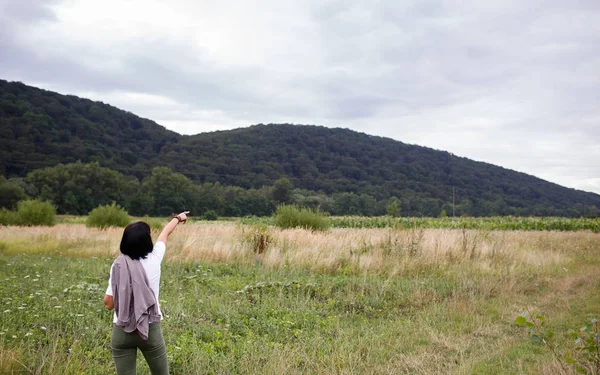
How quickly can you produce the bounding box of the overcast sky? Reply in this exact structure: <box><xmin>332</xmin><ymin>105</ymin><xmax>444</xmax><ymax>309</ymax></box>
<box><xmin>1</xmin><ymin>0</ymin><xmax>599</xmax><ymax>194</ymax></box>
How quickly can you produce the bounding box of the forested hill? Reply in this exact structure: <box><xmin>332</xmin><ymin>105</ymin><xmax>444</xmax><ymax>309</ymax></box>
<box><xmin>163</xmin><ymin>124</ymin><xmax>600</xmax><ymax>215</ymax></box>
<box><xmin>0</xmin><ymin>79</ymin><xmax>179</xmax><ymax>176</ymax></box>
<box><xmin>1</xmin><ymin>78</ymin><xmax>599</xmax><ymax>217</ymax></box>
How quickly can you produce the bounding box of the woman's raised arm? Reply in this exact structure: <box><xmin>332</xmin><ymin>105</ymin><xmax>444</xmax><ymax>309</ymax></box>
<box><xmin>157</xmin><ymin>211</ymin><xmax>189</xmax><ymax>246</ymax></box>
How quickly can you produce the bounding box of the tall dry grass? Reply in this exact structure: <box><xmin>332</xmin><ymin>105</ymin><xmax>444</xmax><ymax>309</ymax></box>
<box><xmin>0</xmin><ymin>223</ymin><xmax>593</xmax><ymax>276</ymax></box>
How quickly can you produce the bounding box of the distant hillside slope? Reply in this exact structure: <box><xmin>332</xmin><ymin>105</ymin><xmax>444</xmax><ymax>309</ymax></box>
<box><xmin>0</xmin><ymin>79</ymin><xmax>179</xmax><ymax>177</ymax></box>
<box><xmin>1</xmin><ymin>79</ymin><xmax>598</xmax><ymax>216</ymax></box>
<box><xmin>161</xmin><ymin>124</ymin><xmax>600</xmax><ymax>216</ymax></box>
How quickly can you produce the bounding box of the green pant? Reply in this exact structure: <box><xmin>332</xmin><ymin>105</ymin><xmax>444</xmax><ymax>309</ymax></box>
<box><xmin>111</xmin><ymin>322</ymin><xmax>169</xmax><ymax>375</ymax></box>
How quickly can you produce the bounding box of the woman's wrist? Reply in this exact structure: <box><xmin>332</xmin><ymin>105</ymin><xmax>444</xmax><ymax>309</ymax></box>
<box><xmin>171</xmin><ymin>211</ymin><xmax>189</xmax><ymax>224</ymax></box>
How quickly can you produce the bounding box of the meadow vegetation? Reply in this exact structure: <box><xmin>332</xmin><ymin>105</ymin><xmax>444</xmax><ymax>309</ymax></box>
<box><xmin>0</xmin><ymin>200</ymin><xmax>56</xmax><ymax>227</ymax></box>
<box><xmin>245</xmin><ymin>215</ymin><xmax>600</xmax><ymax>232</ymax></box>
<box><xmin>273</xmin><ymin>204</ymin><xmax>330</xmax><ymax>231</ymax></box>
<box><xmin>0</xmin><ymin>222</ymin><xmax>599</xmax><ymax>374</ymax></box>
<box><xmin>86</xmin><ymin>203</ymin><xmax>130</xmax><ymax>229</ymax></box>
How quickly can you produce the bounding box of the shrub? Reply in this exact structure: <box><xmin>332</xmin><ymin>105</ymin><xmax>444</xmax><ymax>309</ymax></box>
<box><xmin>242</xmin><ymin>224</ymin><xmax>272</xmax><ymax>254</ymax></box>
<box><xmin>140</xmin><ymin>216</ymin><xmax>165</xmax><ymax>232</ymax></box>
<box><xmin>16</xmin><ymin>200</ymin><xmax>56</xmax><ymax>226</ymax></box>
<box><xmin>0</xmin><ymin>208</ymin><xmax>19</xmax><ymax>226</ymax></box>
<box><xmin>516</xmin><ymin>311</ymin><xmax>600</xmax><ymax>374</ymax></box>
<box><xmin>273</xmin><ymin>204</ymin><xmax>330</xmax><ymax>231</ymax></box>
<box><xmin>202</xmin><ymin>210</ymin><xmax>218</xmax><ymax>221</ymax></box>
<box><xmin>86</xmin><ymin>203</ymin><xmax>130</xmax><ymax>229</ymax></box>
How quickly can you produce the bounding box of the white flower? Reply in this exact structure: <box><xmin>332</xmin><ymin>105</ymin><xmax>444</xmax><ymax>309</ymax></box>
<box><xmin>25</xmin><ymin>333</ymin><xmax>32</xmax><ymax>337</ymax></box>
<box><xmin>40</xmin><ymin>327</ymin><xmax>47</xmax><ymax>331</ymax></box>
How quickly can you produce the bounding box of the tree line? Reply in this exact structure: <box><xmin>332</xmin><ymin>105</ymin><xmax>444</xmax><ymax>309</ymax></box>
<box><xmin>1</xmin><ymin>162</ymin><xmax>598</xmax><ymax>218</ymax></box>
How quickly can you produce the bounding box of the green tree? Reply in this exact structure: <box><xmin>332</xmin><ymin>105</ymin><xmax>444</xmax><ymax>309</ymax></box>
<box><xmin>0</xmin><ymin>178</ymin><xmax>27</xmax><ymax>209</ymax></box>
<box><xmin>140</xmin><ymin>167</ymin><xmax>197</xmax><ymax>216</ymax></box>
<box><xmin>25</xmin><ymin>162</ymin><xmax>136</xmax><ymax>214</ymax></box>
<box><xmin>387</xmin><ymin>197</ymin><xmax>400</xmax><ymax>217</ymax></box>
<box><xmin>272</xmin><ymin>177</ymin><xmax>293</xmax><ymax>204</ymax></box>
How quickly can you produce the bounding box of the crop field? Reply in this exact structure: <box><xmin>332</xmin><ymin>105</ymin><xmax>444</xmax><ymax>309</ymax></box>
<box><xmin>240</xmin><ymin>215</ymin><xmax>600</xmax><ymax>232</ymax></box>
<box><xmin>1</xmin><ymin>222</ymin><xmax>600</xmax><ymax>374</ymax></box>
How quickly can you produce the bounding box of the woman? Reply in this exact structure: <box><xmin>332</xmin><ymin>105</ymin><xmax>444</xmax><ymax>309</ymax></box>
<box><xmin>103</xmin><ymin>211</ymin><xmax>189</xmax><ymax>375</ymax></box>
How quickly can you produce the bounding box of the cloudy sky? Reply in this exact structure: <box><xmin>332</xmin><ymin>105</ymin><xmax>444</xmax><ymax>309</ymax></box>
<box><xmin>1</xmin><ymin>0</ymin><xmax>599</xmax><ymax>194</ymax></box>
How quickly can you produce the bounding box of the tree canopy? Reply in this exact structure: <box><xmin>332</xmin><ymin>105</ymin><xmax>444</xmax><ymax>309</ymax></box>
<box><xmin>1</xmin><ymin>79</ymin><xmax>599</xmax><ymax>217</ymax></box>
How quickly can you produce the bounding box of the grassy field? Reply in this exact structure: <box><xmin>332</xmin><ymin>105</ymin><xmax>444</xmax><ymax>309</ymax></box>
<box><xmin>1</xmin><ymin>222</ymin><xmax>600</xmax><ymax>374</ymax></box>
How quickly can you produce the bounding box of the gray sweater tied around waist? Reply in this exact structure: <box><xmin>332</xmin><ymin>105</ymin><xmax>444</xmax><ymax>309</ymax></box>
<box><xmin>111</xmin><ymin>255</ymin><xmax>160</xmax><ymax>340</ymax></box>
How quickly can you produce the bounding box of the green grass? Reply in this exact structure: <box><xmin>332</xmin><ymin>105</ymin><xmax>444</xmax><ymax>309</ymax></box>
<box><xmin>1</xmin><ymin>230</ymin><xmax>600</xmax><ymax>374</ymax></box>
<box><xmin>56</xmin><ymin>215</ymin><xmax>87</xmax><ymax>224</ymax></box>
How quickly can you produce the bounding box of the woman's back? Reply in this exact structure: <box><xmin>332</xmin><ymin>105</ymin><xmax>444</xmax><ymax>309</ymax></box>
<box><xmin>104</xmin><ymin>211</ymin><xmax>189</xmax><ymax>375</ymax></box>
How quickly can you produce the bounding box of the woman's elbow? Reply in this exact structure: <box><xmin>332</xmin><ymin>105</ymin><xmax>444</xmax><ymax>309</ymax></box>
<box><xmin>104</xmin><ymin>295</ymin><xmax>114</xmax><ymax>310</ymax></box>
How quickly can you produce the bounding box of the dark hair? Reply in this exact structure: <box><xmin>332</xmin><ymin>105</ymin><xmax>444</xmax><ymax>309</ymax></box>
<box><xmin>120</xmin><ymin>221</ymin><xmax>153</xmax><ymax>260</ymax></box>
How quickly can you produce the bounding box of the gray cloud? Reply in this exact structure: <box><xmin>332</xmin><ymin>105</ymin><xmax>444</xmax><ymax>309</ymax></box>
<box><xmin>0</xmin><ymin>0</ymin><xmax>598</xmax><ymax>194</ymax></box>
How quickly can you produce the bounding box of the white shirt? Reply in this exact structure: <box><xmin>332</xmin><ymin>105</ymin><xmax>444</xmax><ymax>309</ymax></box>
<box><xmin>106</xmin><ymin>241</ymin><xmax>166</xmax><ymax>323</ymax></box>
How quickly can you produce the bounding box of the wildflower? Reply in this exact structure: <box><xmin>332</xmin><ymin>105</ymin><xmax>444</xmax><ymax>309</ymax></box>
<box><xmin>40</xmin><ymin>327</ymin><xmax>47</xmax><ymax>331</ymax></box>
<box><xmin>25</xmin><ymin>333</ymin><xmax>32</xmax><ymax>337</ymax></box>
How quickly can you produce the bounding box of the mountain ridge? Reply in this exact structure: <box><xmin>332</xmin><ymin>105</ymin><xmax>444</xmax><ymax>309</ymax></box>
<box><xmin>1</xmin><ymin>78</ymin><xmax>598</xmax><ymax>217</ymax></box>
